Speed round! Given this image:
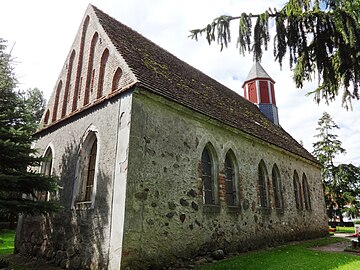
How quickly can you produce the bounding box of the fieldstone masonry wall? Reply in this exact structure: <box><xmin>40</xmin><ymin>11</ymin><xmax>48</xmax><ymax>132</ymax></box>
<box><xmin>121</xmin><ymin>89</ymin><xmax>327</xmax><ymax>269</ymax></box>
<box><xmin>16</xmin><ymin>5</ymin><xmax>327</xmax><ymax>270</ymax></box>
<box><xmin>15</xmin><ymin>95</ymin><xmax>126</xmax><ymax>269</ymax></box>
<box><xmin>16</xmin><ymin>86</ymin><xmax>327</xmax><ymax>269</ymax></box>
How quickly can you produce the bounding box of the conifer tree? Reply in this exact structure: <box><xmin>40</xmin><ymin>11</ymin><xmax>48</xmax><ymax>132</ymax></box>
<box><xmin>190</xmin><ymin>0</ymin><xmax>360</xmax><ymax>107</ymax></box>
<box><xmin>312</xmin><ymin>112</ymin><xmax>360</xmax><ymax>221</ymax></box>
<box><xmin>313</xmin><ymin>112</ymin><xmax>346</xmax><ymax>183</ymax></box>
<box><xmin>0</xmin><ymin>38</ymin><xmax>59</xmax><ymax>217</ymax></box>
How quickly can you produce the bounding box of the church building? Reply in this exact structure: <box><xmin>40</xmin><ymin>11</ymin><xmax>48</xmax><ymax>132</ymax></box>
<box><xmin>16</xmin><ymin>5</ymin><xmax>327</xmax><ymax>269</ymax></box>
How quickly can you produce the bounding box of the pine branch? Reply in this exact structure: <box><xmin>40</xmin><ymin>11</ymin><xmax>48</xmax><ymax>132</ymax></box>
<box><xmin>189</xmin><ymin>0</ymin><xmax>360</xmax><ymax>107</ymax></box>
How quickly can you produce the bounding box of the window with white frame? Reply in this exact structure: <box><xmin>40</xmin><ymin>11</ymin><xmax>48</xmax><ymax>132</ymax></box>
<box><xmin>76</xmin><ymin>131</ymin><xmax>98</xmax><ymax>204</ymax></box>
<box><xmin>38</xmin><ymin>147</ymin><xmax>53</xmax><ymax>201</ymax></box>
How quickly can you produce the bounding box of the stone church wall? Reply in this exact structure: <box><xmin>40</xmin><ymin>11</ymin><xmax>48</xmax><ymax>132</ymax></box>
<box><xmin>15</xmin><ymin>95</ymin><xmax>125</xmax><ymax>269</ymax></box>
<box><xmin>121</xmin><ymin>89</ymin><xmax>328</xmax><ymax>269</ymax></box>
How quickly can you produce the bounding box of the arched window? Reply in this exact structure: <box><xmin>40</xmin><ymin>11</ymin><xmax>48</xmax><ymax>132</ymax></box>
<box><xmin>302</xmin><ymin>173</ymin><xmax>311</xmax><ymax>210</ymax></box>
<box><xmin>224</xmin><ymin>150</ymin><xmax>238</xmax><ymax>206</ymax></box>
<box><xmin>52</xmin><ymin>80</ymin><xmax>63</xmax><ymax>122</ymax></box>
<box><xmin>201</xmin><ymin>144</ymin><xmax>218</xmax><ymax>205</ymax></box>
<box><xmin>111</xmin><ymin>67</ymin><xmax>123</xmax><ymax>92</ymax></box>
<box><xmin>97</xmin><ymin>48</ymin><xmax>109</xmax><ymax>98</ymax></box>
<box><xmin>258</xmin><ymin>160</ymin><xmax>270</xmax><ymax>208</ymax></box>
<box><xmin>76</xmin><ymin>132</ymin><xmax>98</xmax><ymax>204</ymax></box>
<box><xmin>84</xmin><ymin>32</ymin><xmax>99</xmax><ymax>105</ymax></box>
<box><xmin>293</xmin><ymin>171</ymin><xmax>302</xmax><ymax>210</ymax></box>
<box><xmin>44</xmin><ymin>109</ymin><xmax>50</xmax><ymax>124</ymax></box>
<box><xmin>73</xmin><ymin>16</ymin><xmax>90</xmax><ymax>112</ymax></box>
<box><xmin>39</xmin><ymin>147</ymin><xmax>53</xmax><ymax>201</ymax></box>
<box><xmin>62</xmin><ymin>49</ymin><xmax>76</xmax><ymax>117</ymax></box>
<box><xmin>272</xmin><ymin>164</ymin><xmax>283</xmax><ymax>209</ymax></box>
<box><xmin>84</xmin><ymin>139</ymin><xmax>97</xmax><ymax>201</ymax></box>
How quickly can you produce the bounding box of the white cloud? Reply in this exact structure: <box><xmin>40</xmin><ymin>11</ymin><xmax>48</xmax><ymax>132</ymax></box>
<box><xmin>2</xmin><ymin>0</ymin><xmax>360</xmax><ymax>165</ymax></box>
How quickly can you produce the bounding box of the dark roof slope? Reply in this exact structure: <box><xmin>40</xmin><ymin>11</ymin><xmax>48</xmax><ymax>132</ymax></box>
<box><xmin>93</xmin><ymin>5</ymin><xmax>318</xmax><ymax>164</ymax></box>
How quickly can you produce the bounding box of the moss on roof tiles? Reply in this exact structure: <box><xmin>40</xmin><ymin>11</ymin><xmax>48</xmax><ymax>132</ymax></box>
<box><xmin>92</xmin><ymin>5</ymin><xmax>318</xmax><ymax>164</ymax></box>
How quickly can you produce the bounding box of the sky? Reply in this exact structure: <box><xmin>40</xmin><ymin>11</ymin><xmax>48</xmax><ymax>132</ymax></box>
<box><xmin>1</xmin><ymin>0</ymin><xmax>360</xmax><ymax>165</ymax></box>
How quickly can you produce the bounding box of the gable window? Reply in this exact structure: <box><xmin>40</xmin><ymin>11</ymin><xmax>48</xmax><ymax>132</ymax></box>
<box><xmin>75</xmin><ymin>131</ymin><xmax>99</xmax><ymax>205</ymax></box>
<box><xmin>272</xmin><ymin>164</ymin><xmax>283</xmax><ymax>209</ymax></box>
<box><xmin>224</xmin><ymin>150</ymin><xmax>238</xmax><ymax>206</ymax></box>
<box><xmin>258</xmin><ymin>160</ymin><xmax>270</xmax><ymax>208</ymax></box>
<box><xmin>302</xmin><ymin>174</ymin><xmax>311</xmax><ymax>210</ymax></box>
<box><xmin>293</xmin><ymin>171</ymin><xmax>302</xmax><ymax>210</ymax></box>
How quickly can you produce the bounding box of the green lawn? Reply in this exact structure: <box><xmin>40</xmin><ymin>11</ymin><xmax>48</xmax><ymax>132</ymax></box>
<box><xmin>2</xmin><ymin>230</ymin><xmax>360</xmax><ymax>269</ymax></box>
<box><xmin>198</xmin><ymin>237</ymin><xmax>360</xmax><ymax>270</ymax></box>
<box><xmin>336</xmin><ymin>226</ymin><xmax>356</xmax><ymax>234</ymax></box>
<box><xmin>0</xmin><ymin>230</ymin><xmax>15</xmax><ymax>255</ymax></box>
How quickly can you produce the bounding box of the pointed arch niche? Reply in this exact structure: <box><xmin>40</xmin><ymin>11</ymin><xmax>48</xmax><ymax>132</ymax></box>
<box><xmin>111</xmin><ymin>67</ymin><xmax>123</xmax><ymax>92</ymax></box>
<box><xmin>62</xmin><ymin>49</ymin><xmax>76</xmax><ymax>117</ymax></box>
<box><xmin>72</xmin><ymin>16</ymin><xmax>90</xmax><ymax>112</ymax></box>
<box><xmin>52</xmin><ymin>80</ymin><xmax>63</xmax><ymax>122</ymax></box>
<box><xmin>97</xmin><ymin>48</ymin><xmax>109</xmax><ymax>98</ymax></box>
<box><xmin>84</xmin><ymin>32</ymin><xmax>99</xmax><ymax>105</ymax></box>
<box><xmin>44</xmin><ymin>109</ymin><xmax>50</xmax><ymax>125</ymax></box>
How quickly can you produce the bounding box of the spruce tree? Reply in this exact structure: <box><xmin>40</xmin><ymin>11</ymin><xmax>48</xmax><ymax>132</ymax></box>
<box><xmin>190</xmin><ymin>0</ymin><xmax>360</xmax><ymax>107</ymax></box>
<box><xmin>0</xmin><ymin>38</ymin><xmax>59</xmax><ymax>217</ymax></box>
<box><xmin>313</xmin><ymin>112</ymin><xmax>346</xmax><ymax>183</ymax></box>
<box><xmin>313</xmin><ymin>113</ymin><xmax>360</xmax><ymax>221</ymax></box>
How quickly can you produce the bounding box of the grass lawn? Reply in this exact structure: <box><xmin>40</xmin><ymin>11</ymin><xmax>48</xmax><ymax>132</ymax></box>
<box><xmin>0</xmin><ymin>229</ymin><xmax>15</xmax><ymax>255</ymax></box>
<box><xmin>2</xmin><ymin>230</ymin><xmax>360</xmax><ymax>269</ymax></box>
<box><xmin>198</xmin><ymin>237</ymin><xmax>360</xmax><ymax>270</ymax></box>
<box><xmin>336</xmin><ymin>226</ymin><xmax>356</xmax><ymax>234</ymax></box>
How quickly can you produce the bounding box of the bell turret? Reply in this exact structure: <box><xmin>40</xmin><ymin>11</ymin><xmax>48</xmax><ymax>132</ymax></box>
<box><xmin>242</xmin><ymin>62</ymin><xmax>279</xmax><ymax>125</ymax></box>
